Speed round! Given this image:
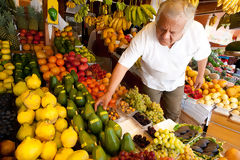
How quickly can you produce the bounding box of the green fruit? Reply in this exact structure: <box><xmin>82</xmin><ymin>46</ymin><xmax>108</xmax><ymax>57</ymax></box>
<box><xmin>0</xmin><ymin>65</ymin><xmax>4</xmax><ymax>71</ymax></box>
<box><xmin>83</xmin><ymin>103</ymin><xmax>95</xmax><ymax>120</ymax></box>
<box><xmin>50</xmin><ymin>76</ymin><xmax>58</xmax><ymax>92</ymax></box>
<box><xmin>90</xmin><ymin>134</ymin><xmax>97</xmax><ymax>143</ymax></box>
<box><xmin>70</xmin><ymin>70</ymin><xmax>78</xmax><ymax>83</ymax></box>
<box><xmin>16</xmin><ymin>123</ymin><xmax>35</xmax><ymax>141</ymax></box>
<box><xmin>72</xmin><ymin>114</ymin><xmax>85</xmax><ymax>132</ymax></box>
<box><xmin>86</xmin><ymin>94</ymin><xmax>94</xmax><ymax>105</ymax></box>
<box><xmin>65</xmin><ymin>79</ymin><xmax>73</xmax><ymax>94</ymax></box>
<box><xmin>54</xmin><ymin>85</ymin><xmax>64</xmax><ymax>96</ymax></box>
<box><xmin>64</xmin><ymin>74</ymin><xmax>74</xmax><ymax>84</ymax></box>
<box><xmin>92</xmin><ymin>146</ymin><xmax>107</xmax><ymax>160</ymax></box>
<box><xmin>75</xmin><ymin>91</ymin><xmax>85</xmax><ymax>107</ymax></box>
<box><xmin>67</xmin><ymin>99</ymin><xmax>78</xmax><ymax>119</ymax></box>
<box><xmin>88</xmin><ymin>113</ymin><xmax>103</xmax><ymax>135</ymax></box>
<box><xmin>97</xmin><ymin>105</ymin><xmax>109</xmax><ymax>125</ymax></box>
<box><xmin>75</xmin><ymin>82</ymin><xmax>86</xmax><ymax>91</ymax></box>
<box><xmin>58</xmin><ymin>90</ymin><xmax>67</xmax><ymax>106</ymax></box>
<box><xmin>78</xmin><ymin>130</ymin><xmax>96</xmax><ymax>153</ymax></box>
<box><xmin>69</xmin><ymin>88</ymin><xmax>77</xmax><ymax>100</ymax></box>
<box><xmin>105</xmin><ymin>127</ymin><xmax>120</xmax><ymax>156</ymax></box>
<box><xmin>120</xmin><ymin>133</ymin><xmax>135</xmax><ymax>152</ymax></box>
<box><xmin>99</xmin><ymin>131</ymin><xmax>105</xmax><ymax>147</ymax></box>
<box><xmin>107</xmin><ymin>120</ymin><xmax>122</xmax><ymax>139</ymax></box>
<box><xmin>29</xmin><ymin>60</ymin><xmax>38</xmax><ymax>68</ymax></box>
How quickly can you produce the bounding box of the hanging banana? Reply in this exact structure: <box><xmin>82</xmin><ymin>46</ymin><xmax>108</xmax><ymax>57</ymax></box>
<box><xmin>217</xmin><ymin>0</ymin><xmax>240</xmax><ymax>14</ymax></box>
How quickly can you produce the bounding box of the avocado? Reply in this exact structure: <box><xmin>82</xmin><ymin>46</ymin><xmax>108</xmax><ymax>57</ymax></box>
<box><xmin>104</xmin><ymin>127</ymin><xmax>120</xmax><ymax>156</ymax></box>
<box><xmin>75</xmin><ymin>91</ymin><xmax>86</xmax><ymax>107</ymax></box>
<box><xmin>50</xmin><ymin>76</ymin><xmax>58</xmax><ymax>91</ymax></box>
<box><xmin>72</xmin><ymin>114</ymin><xmax>85</xmax><ymax>132</ymax></box>
<box><xmin>86</xmin><ymin>94</ymin><xmax>95</xmax><ymax>105</ymax></box>
<box><xmin>65</xmin><ymin>79</ymin><xmax>73</xmax><ymax>94</ymax></box>
<box><xmin>92</xmin><ymin>146</ymin><xmax>107</xmax><ymax>160</ymax></box>
<box><xmin>90</xmin><ymin>134</ymin><xmax>97</xmax><ymax>143</ymax></box>
<box><xmin>107</xmin><ymin>120</ymin><xmax>122</xmax><ymax>139</ymax></box>
<box><xmin>79</xmin><ymin>130</ymin><xmax>96</xmax><ymax>153</ymax></box>
<box><xmin>88</xmin><ymin>113</ymin><xmax>103</xmax><ymax>135</ymax></box>
<box><xmin>58</xmin><ymin>90</ymin><xmax>67</xmax><ymax>106</ymax></box>
<box><xmin>99</xmin><ymin>131</ymin><xmax>105</xmax><ymax>147</ymax></box>
<box><xmin>97</xmin><ymin>105</ymin><xmax>109</xmax><ymax>125</ymax></box>
<box><xmin>54</xmin><ymin>85</ymin><xmax>64</xmax><ymax>96</ymax></box>
<box><xmin>69</xmin><ymin>88</ymin><xmax>77</xmax><ymax>100</ymax></box>
<box><xmin>67</xmin><ymin>99</ymin><xmax>78</xmax><ymax>119</ymax></box>
<box><xmin>70</xmin><ymin>70</ymin><xmax>78</xmax><ymax>83</ymax></box>
<box><xmin>83</xmin><ymin>103</ymin><xmax>95</xmax><ymax>120</ymax></box>
<box><xmin>75</xmin><ymin>82</ymin><xmax>86</xmax><ymax>91</ymax></box>
<box><xmin>120</xmin><ymin>133</ymin><xmax>135</xmax><ymax>152</ymax></box>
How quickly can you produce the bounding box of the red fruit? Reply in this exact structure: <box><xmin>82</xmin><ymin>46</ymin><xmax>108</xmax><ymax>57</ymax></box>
<box><xmin>20</xmin><ymin>32</ymin><xmax>25</xmax><ymax>37</ymax></box>
<box><xmin>33</xmin><ymin>40</ymin><xmax>39</xmax><ymax>44</ymax></box>
<box><xmin>68</xmin><ymin>67</ymin><xmax>77</xmax><ymax>73</ymax></box>
<box><xmin>38</xmin><ymin>31</ymin><xmax>44</xmax><ymax>37</ymax></box>
<box><xmin>72</xmin><ymin>60</ymin><xmax>80</xmax><ymax>67</ymax></box>
<box><xmin>80</xmin><ymin>57</ymin><xmax>88</xmax><ymax>63</ymax></box>
<box><xmin>30</xmin><ymin>30</ymin><xmax>37</xmax><ymax>35</ymax></box>
<box><xmin>20</xmin><ymin>39</ymin><xmax>27</xmax><ymax>44</ymax></box>
<box><xmin>65</xmin><ymin>63</ymin><xmax>71</xmax><ymax>68</ymax></box>
<box><xmin>20</xmin><ymin>29</ymin><xmax>27</xmax><ymax>34</ymax></box>
<box><xmin>27</xmin><ymin>35</ymin><xmax>33</xmax><ymax>41</ymax></box>
<box><xmin>67</xmin><ymin>56</ymin><xmax>75</xmax><ymax>62</ymax></box>
<box><xmin>83</xmin><ymin>63</ymin><xmax>88</xmax><ymax>70</ymax></box>
<box><xmin>75</xmin><ymin>54</ymin><xmax>82</xmax><ymax>59</ymax></box>
<box><xmin>77</xmin><ymin>71</ymin><xmax>85</xmax><ymax>77</ymax></box>
<box><xmin>78</xmin><ymin>65</ymin><xmax>85</xmax><ymax>71</ymax></box>
<box><xmin>86</xmin><ymin>70</ymin><xmax>92</xmax><ymax>77</ymax></box>
<box><xmin>78</xmin><ymin>76</ymin><xmax>86</xmax><ymax>82</ymax></box>
<box><xmin>69</xmin><ymin>51</ymin><xmax>75</xmax><ymax>56</ymax></box>
<box><xmin>25</xmin><ymin>32</ymin><xmax>32</xmax><ymax>36</ymax></box>
<box><xmin>27</xmin><ymin>40</ymin><xmax>33</xmax><ymax>44</ymax></box>
<box><xmin>34</xmin><ymin>35</ymin><xmax>40</xmax><ymax>41</ymax></box>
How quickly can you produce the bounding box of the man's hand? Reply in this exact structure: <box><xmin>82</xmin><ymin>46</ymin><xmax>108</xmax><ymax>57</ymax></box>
<box><xmin>194</xmin><ymin>75</ymin><xmax>204</xmax><ymax>89</ymax></box>
<box><xmin>94</xmin><ymin>92</ymin><xmax>112</xmax><ymax>111</ymax></box>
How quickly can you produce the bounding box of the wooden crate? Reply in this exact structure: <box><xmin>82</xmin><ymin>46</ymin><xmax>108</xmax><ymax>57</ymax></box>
<box><xmin>179</xmin><ymin>110</ymin><xmax>201</xmax><ymax>126</ymax></box>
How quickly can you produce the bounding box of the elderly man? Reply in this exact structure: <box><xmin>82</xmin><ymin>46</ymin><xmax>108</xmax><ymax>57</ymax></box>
<box><xmin>95</xmin><ymin>0</ymin><xmax>211</xmax><ymax>121</ymax></box>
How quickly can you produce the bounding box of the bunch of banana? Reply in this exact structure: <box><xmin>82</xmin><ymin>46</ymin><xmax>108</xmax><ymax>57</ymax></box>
<box><xmin>96</xmin><ymin>15</ymin><xmax>113</xmax><ymax>31</ymax></box>
<box><xmin>209</xmin><ymin>15</ymin><xmax>218</xmax><ymax>26</ymax></box>
<box><xmin>100</xmin><ymin>4</ymin><xmax>108</xmax><ymax>15</ymax></box>
<box><xmin>217</xmin><ymin>0</ymin><xmax>240</xmax><ymax>14</ymax></box>
<box><xmin>74</xmin><ymin>4</ymin><xmax>89</xmax><ymax>23</ymax></box>
<box><xmin>85</xmin><ymin>16</ymin><xmax>97</xmax><ymax>26</ymax></box>
<box><xmin>109</xmin><ymin>11</ymin><xmax>131</xmax><ymax>31</ymax></box>
<box><xmin>188</xmin><ymin>0</ymin><xmax>199</xmax><ymax>8</ymax></box>
<box><xmin>73</xmin><ymin>0</ymin><xmax>85</xmax><ymax>5</ymax></box>
<box><xmin>125</xmin><ymin>4</ymin><xmax>156</xmax><ymax>26</ymax></box>
<box><xmin>66</xmin><ymin>1</ymin><xmax>76</xmax><ymax>8</ymax></box>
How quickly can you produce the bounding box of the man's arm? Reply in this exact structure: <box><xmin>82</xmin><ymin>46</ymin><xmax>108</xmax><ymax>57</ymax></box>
<box><xmin>94</xmin><ymin>63</ymin><xmax>128</xmax><ymax>110</ymax></box>
<box><xmin>194</xmin><ymin>58</ymin><xmax>208</xmax><ymax>89</ymax></box>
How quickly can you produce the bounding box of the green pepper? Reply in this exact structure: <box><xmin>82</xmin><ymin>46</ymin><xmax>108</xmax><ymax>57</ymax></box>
<box><xmin>48</xmin><ymin>8</ymin><xmax>57</xmax><ymax>21</ymax></box>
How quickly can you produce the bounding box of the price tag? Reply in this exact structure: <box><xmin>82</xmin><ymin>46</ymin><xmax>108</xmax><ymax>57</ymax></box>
<box><xmin>90</xmin><ymin>118</ymin><xmax>99</xmax><ymax>124</ymax></box>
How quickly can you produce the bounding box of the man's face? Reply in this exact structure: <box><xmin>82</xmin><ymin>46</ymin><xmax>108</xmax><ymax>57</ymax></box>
<box><xmin>156</xmin><ymin>13</ymin><xmax>187</xmax><ymax>47</ymax></box>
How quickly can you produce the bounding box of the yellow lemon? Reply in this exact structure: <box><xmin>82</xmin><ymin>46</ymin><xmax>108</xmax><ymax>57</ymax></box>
<box><xmin>41</xmin><ymin>141</ymin><xmax>57</xmax><ymax>160</ymax></box>
<box><xmin>54</xmin><ymin>147</ymin><xmax>74</xmax><ymax>160</ymax></box>
<box><xmin>56</xmin><ymin>105</ymin><xmax>67</xmax><ymax>118</ymax></box>
<box><xmin>55</xmin><ymin>118</ymin><xmax>68</xmax><ymax>132</ymax></box>
<box><xmin>35</xmin><ymin>121</ymin><xmax>55</xmax><ymax>141</ymax></box>
<box><xmin>61</xmin><ymin>127</ymin><xmax>78</xmax><ymax>148</ymax></box>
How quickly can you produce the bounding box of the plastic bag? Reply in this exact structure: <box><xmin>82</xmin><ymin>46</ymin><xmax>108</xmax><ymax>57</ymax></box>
<box><xmin>30</xmin><ymin>0</ymin><xmax>42</xmax><ymax>12</ymax></box>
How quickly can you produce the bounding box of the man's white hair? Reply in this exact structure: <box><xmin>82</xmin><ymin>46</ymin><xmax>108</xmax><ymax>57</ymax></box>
<box><xmin>156</xmin><ymin>0</ymin><xmax>196</xmax><ymax>32</ymax></box>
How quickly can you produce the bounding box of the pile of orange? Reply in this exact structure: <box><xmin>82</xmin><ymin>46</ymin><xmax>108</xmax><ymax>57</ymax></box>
<box><xmin>38</xmin><ymin>53</ymin><xmax>68</xmax><ymax>81</ymax></box>
<box><xmin>34</xmin><ymin>45</ymin><xmax>54</xmax><ymax>59</ymax></box>
<box><xmin>82</xmin><ymin>73</ymin><xmax>128</xmax><ymax>107</ymax></box>
<box><xmin>201</xmin><ymin>79</ymin><xmax>227</xmax><ymax>95</ymax></box>
<box><xmin>54</xmin><ymin>26</ymin><xmax>74</xmax><ymax>42</ymax></box>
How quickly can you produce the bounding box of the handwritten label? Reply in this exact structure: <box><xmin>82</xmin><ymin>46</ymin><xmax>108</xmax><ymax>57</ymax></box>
<box><xmin>100</xmin><ymin>111</ymin><xmax>108</xmax><ymax>116</ymax></box>
<box><xmin>67</xmin><ymin>106</ymin><xmax>73</xmax><ymax>110</ymax></box>
<box><xmin>76</xmin><ymin>97</ymin><xmax>83</xmax><ymax>100</ymax></box>
<box><xmin>90</xmin><ymin>118</ymin><xmax>99</xmax><ymax>124</ymax></box>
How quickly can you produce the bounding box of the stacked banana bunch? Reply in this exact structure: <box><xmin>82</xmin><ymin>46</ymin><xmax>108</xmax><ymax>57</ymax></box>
<box><xmin>74</xmin><ymin>4</ymin><xmax>89</xmax><ymax>23</ymax></box>
<box><xmin>109</xmin><ymin>11</ymin><xmax>131</xmax><ymax>31</ymax></box>
<box><xmin>188</xmin><ymin>0</ymin><xmax>199</xmax><ymax>7</ymax></box>
<box><xmin>66</xmin><ymin>1</ymin><xmax>76</xmax><ymax>8</ymax></box>
<box><xmin>73</xmin><ymin>0</ymin><xmax>85</xmax><ymax>5</ymax></box>
<box><xmin>217</xmin><ymin>0</ymin><xmax>240</xmax><ymax>14</ymax></box>
<box><xmin>125</xmin><ymin>4</ymin><xmax>156</xmax><ymax>26</ymax></box>
<box><xmin>85</xmin><ymin>16</ymin><xmax>97</xmax><ymax>26</ymax></box>
<box><xmin>209</xmin><ymin>15</ymin><xmax>218</xmax><ymax>26</ymax></box>
<box><xmin>96</xmin><ymin>15</ymin><xmax>113</xmax><ymax>31</ymax></box>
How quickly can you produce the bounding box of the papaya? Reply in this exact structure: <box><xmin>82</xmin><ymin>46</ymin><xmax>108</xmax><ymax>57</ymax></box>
<box><xmin>54</xmin><ymin>85</ymin><xmax>64</xmax><ymax>96</ymax></box>
<box><xmin>88</xmin><ymin>113</ymin><xmax>103</xmax><ymax>135</ymax></box>
<box><xmin>70</xmin><ymin>70</ymin><xmax>78</xmax><ymax>83</ymax></box>
<box><xmin>72</xmin><ymin>114</ymin><xmax>85</xmax><ymax>132</ymax></box>
<box><xmin>86</xmin><ymin>94</ymin><xmax>95</xmax><ymax>104</ymax></box>
<box><xmin>57</xmin><ymin>90</ymin><xmax>67</xmax><ymax>106</ymax></box>
<box><xmin>67</xmin><ymin>99</ymin><xmax>78</xmax><ymax>119</ymax></box>
<box><xmin>104</xmin><ymin>127</ymin><xmax>120</xmax><ymax>156</ymax></box>
<box><xmin>69</xmin><ymin>88</ymin><xmax>77</xmax><ymax>100</ymax></box>
<box><xmin>64</xmin><ymin>79</ymin><xmax>73</xmax><ymax>94</ymax></box>
<box><xmin>120</xmin><ymin>133</ymin><xmax>135</xmax><ymax>152</ymax></box>
<box><xmin>83</xmin><ymin>103</ymin><xmax>95</xmax><ymax>120</ymax></box>
<box><xmin>107</xmin><ymin>120</ymin><xmax>122</xmax><ymax>139</ymax></box>
<box><xmin>78</xmin><ymin>130</ymin><xmax>96</xmax><ymax>153</ymax></box>
<box><xmin>49</xmin><ymin>76</ymin><xmax>58</xmax><ymax>91</ymax></box>
<box><xmin>92</xmin><ymin>146</ymin><xmax>107</xmax><ymax>160</ymax></box>
<box><xmin>99</xmin><ymin>131</ymin><xmax>105</xmax><ymax>147</ymax></box>
<box><xmin>75</xmin><ymin>82</ymin><xmax>86</xmax><ymax>91</ymax></box>
<box><xmin>97</xmin><ymin>105</ymin><xmax>109</xmax><ymax>125</ymax></box>
<box><xmin>64</xmin><ymin>74</ymin><xmax>74</xmax><ymax>84</ymax></box>
<box><xmin>75</xmin><ymin>91</ymin><xmax>86</xmax><ymax>107</ymax></box>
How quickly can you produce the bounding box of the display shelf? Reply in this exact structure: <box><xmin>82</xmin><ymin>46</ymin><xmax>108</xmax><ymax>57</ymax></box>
<box><xmin>225</xmin><ymin>51</ymin><xmax>240</xmax><ymax>57</ymax></box>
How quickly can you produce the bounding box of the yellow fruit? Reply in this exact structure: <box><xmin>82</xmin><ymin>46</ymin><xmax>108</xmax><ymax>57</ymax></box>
<box><xmin>230</xmin><ymin>97</ymin><xmax>238</xmax><ymax>103</ymax></box>
<box><xmin>20</xmin><ymin>90</ymin><xmax>30</xmax><ymax>101</ymax></box>
<box><xmin>17</xmin><ymin>109</ymin><xmax>35</xmax><ymax>124</ymax></box>
<box><xmin>53</xmin><ymin>131</ymin><xmax>62</xmax><ymax>149</ymax></box>
<box><xmin>202</xmin><ymin>83</ymin><xmax>209</xmax><ymax>90</ymax></box>
<box><xmin>227</xmin><ymin>87</ymin><xmax>237</xmax><ymax>97</ymax></box>
<box><xmin>187</xmin><ymin>70</ymin><xmax>198</xmax><ymax>77</ymax></box>
<box><xmin>26</xmin><ymin>74</ymin><xmax>41</xmax><ymax>89</ymax></box>
<box><xmin>16</xmin><ymin>123</ymin><xmax>35</xmax><ymax>141</ymax></box>
<box><xmin>35</xmin><ymin>121</ymin><xmax>55</xmax><ymax>141</ymax></box>
<box><xmin>35</xmin><ymin>108</ymin><xmax>44</xmax><ymax>121</ymax></box>
<box><xmin>218</xmin><ymin>79</ymin><xmax>227</xmax><ymax>88</ymax></box>
<box><xmin>23</xmin><ymin>92</ymin><xmax>41</xmax><ymax>110</ymax></box>
<box><xmin>3</xmin><ymin>82</ymin><xmax>13</xmax><ymax>90</ymax></box>
<box><xmin>0</xmin><ymin>140</ymin><xmax>15</xmax><ymax>156</ymax></box>
<box><xmin>3</xmin><ymin>69</ymin><xmax>13</xmax><ymax>76</ymax></box>
<box><xmin>54</xmin><ymin>148</ymin><xmax>74</xmax><ymax>160</ymax></box>
<box><xmin>33</xmin><ymin>88</ymin><xmax>45</xmax><ymax>98</ymax></box>
<box><xmin>15</xmin><ymin>96</ymin><xmax>23</xmax><ymax>108</ymax></box>
<box><xmin>18</xmin><ymin>105</ymin><xmax>27</xmax><ymax>113</ymax></box>
<box><xmin>230</xmin><ymin>103</ymin><xmax>238</xmax><ymax>109</ymax></box>
<box><xmin>41</xmin><ymin>92</ymin><xmax>57</xmax><ymax>107</ymax></box>
<box><xmin>13</xmin><ymin>81</ymin><xmax>28</xmax><ymax>96</ymax></box>
<box><xmin>61</xmin><ymin>126</ymin><xmax>78</xmax><ymax>148</ymax></box>
<box><xmin>221</xmin><ymin>94</ymin><xmax>229</xmax><ymax>100</ymax></box>
<box><xmin>2</xmin><ymin>55</ymin><xmax>11</xmax><ymax>61</ymax></box>
<box><xmin>42</xmin><ymin>104</ymin><xmax>58</xmax><ymax>123</ymax></box>
<box><xmin>3</xmin><ymin>76</ymin><xmax>13</xmax><ymax>83</ymax></box>
<box><xmin>68</xmin><ymin>150</ymin><xmax>89</xmax><ymax>160</ymax></box>
<box><xmin>225</xmin><ymin>148</ymin><xmax>240</xmax><ymax>160</ymax></box>
<box><xmin>15</xmin><ymin>137</ymin><xmax>42</xmax><ymax>160</ymax></box>
<box><xmin>41</xmin><ymin>141</ymin><xmax>57</xmax><ymax>160</ymax></box>
<box><xmin>216</xmin><ymin>103</ymin><xmax>224</xmax><ymax>108</ymax></box>
<box><xmin>55</xmin><ymin>118</ymin><xmax>68</xmax><ymax>132</ymax></box>
<box><xmin>0</xmin><ymin>72</ymin><xmax>8</xmax><ymax>80</ymax></box>
<box><xmin>203</xmin><ymin>89</ymin><xmax>209</xmax><ymax>95</ymax></box>
<box><xmin>56</xmin><ymin>105</ymin><xmax>67</xmax><ymax>118</ymax></box>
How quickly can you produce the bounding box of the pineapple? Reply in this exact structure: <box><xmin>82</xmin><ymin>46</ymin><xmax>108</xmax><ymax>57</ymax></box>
<box><xmin>0</xmin><ymin>14</ymin><xmax>8</xmax><ymax>40</ymax></box>
<box><xmin>28</xmin><ymin>6</ymin><xmax>38</xmax><ymax>31</ymax></box>
<box><xmin>3</xmin><ymin>11</ymin><xmax>13</xmax><ymax>23</ymax></box>
<box><xmin>38</xmin><ymin>11</ymin><xmax>44</xmax><ymax>31</ymax></box>
<box><xmin>7</xmin><ymin>22</ymin><xmax>20</xmax><ymax>50</ymax></box>
<box><xmin>16</xmin><ymin>6</ymin><xmax>28</xmax><ymax>30</ymax></box>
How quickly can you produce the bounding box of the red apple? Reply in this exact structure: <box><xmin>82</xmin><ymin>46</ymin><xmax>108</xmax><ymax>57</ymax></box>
<box><xmin>68</xmin><ymin>67</ymin><xmax>77</xmax><ymax>73</ymax></box>
<box><xmin>20</xmin><ymin>39</ymin><xmax>27</xmax><ymax>44</ymax></box>
<box><xmin>20</xmin><ymin>32</ymin><xmax>25</xmax><ymax>37</ymax></box>
<box><xmin>34</xmin><ymin>35</ymin><xmax>40</xmax><ymax>41</ymax></box>
<box><xmin>69</xmin><ymin>51</ymin><xmax>75</xmax><ymax>56</ymax></box>
<box><xmin>80</xmin><ymin>57</ymin><xmax>88</xmax><ymax>63</ymax></box>
<box><xmin>20</xmin><ymin>29</ymin><xmax>27</xmax><ymax>34</ymax></box>
<box><xmin>65</xmin><ymin>63</ymin><xmax>71</xmax><ymax>68</ymax></box>
<box><xmin>27</xmin><ymin>35</ymin><xmax>33</xmax><ymax>41</ymax></box>
<box><xmin>30</xmin><ymin>30</ymin><xmax>37</xmax><ymax>35</ymax></box>
<box><xmin>86</xmin><ymin>70</ymin><xmax>92</xmax><ymax>77</ymax></box>
<box><xmin>77</xmin><ymin>71</ymin><xmax>85</xmax><ymax>77</ymax></box>
<box><xmin>33</xmin><ymin>40</ymin><xmax>39</xmax><ymax>44</ymax></box>
<box><xmin>67</xmin><ymin>56</ymin><xmax>75</xmax><ymax>62</ymax></box>
<box><xmin>38</xmin><ymin>31</ymin><xmax>44</xmax><ymax>37</ymax></box>
<box><xmin>72</xmin><ymin>60</ymin><xmax>80</xmax><ymax>67</ymax></box>
<box><xmin>75</xmin><ymin>54</ymin><xmax>82</xmax><ymax>59</ymax></box>
<box><xmin>78</xmin><ymin>65</ymin><xmax>85</xmax><ymax>71</ymax></box>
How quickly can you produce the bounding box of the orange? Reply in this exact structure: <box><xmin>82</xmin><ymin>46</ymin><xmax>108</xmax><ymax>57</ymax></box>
<box><xmin>92</xmin><ymin>87</ymin><xmax>99</xmax><ymax>93</ymax></box>
<box><xmin>103</xmin><ymin>78</ymin><xmax>109</xmax><ymax>83</ymax></box>
<box><xmin>43</xmin><ymin>71</ymin><xmax>53</xmax><ymax>81</ymax></box>
<box><xmin>203</xmin><ymin>89</ymin><xmax>209</xmax><ymax>95</ymax></box>
<box><xmin>89</xmin><ymin>83</ymin><xmax>95</xmax><ymax>88</ymax></box>
<box><xmin>219</xmin><ymin>79</ymin><xmax>227</xmax><ymax>88</ymax></box>
<box><xmin>99</xmin><ymin>84</ymin><xmax>105</xmax><ymax>91</ymax></box>
<box><xmin>55</xmin><ymin>53</ymin><xmax>63</xmax><ymax>59</ymax></box>
<box><xmin>56</xmin><ymin>59</ymin><xmax>64</xmax><ymax>66</ymax></box>
<box><xmin>45</xmin><ymin>49</ymin><xmax>54</xmax><ymax>57</ymax></box>
<box><xmin>87</xmin><ymin>88</ymin><xmax>92</xmax><ymax>94</ymax></box>
<box><xmin>212</xmin><ymin>79</ymin><xmax>219</xmax><ymax>84</ymax></box>
<box><xmin>207</xmin><ymin>82</ymin><xmax>214</xmax><ymax>89</ymax></box>
<box><xmin>225</xmin><ymin>148</ymin><xmax>240</xmax><ymax>160</ymax></box>
<box><xmin>56</xmin><ymin>75</ymin><xmax>61</xmax><ymax>81</ymax></box>
<box><xmin>67</xmin><ymin>31</ymin><xmax>73</xmax><ymax>37</ymax></box>
<box><xmin>117</xmin><ymin>90</ymin><xmax>123</xmax><ymax>96</ymax></box>
<box><xmin>214</xmin><ymin>84</ymin><xmax>221</xmax><ymax>89</ymax></box>
<box><xmin>48</xmin><ymin>56</ymin><xmax>57</xmax><ymax>63</ymax></box>
<box><xmin>106</xmin><ymin>73</ymin><xmax>111</xmax><ymax>78</ymax></box>
<box><xmin>202</xmin><ymin>83</ymin><xmax>208</xmax><ymax>90</ymax></box>
<box><xmin>210</xmin><ymin>88</ymin><xmax>216</xmax><ymax>93</ymax></box>
<box><xmin>40</xmin><ymin>65</ymin><xmax>49</xmax><ymax>73</ymax></box>
<box><xmin>59</xmin><ymin>66</ymin><xmax>66</xmax><ymax>72</ymax></box>
<box><xmin>38</xmin><ymin>58</ymin><xmax>47</xmax><ymax>65</ymax></box>
<box><xmin>104</xmin><ymin>38</ymin><xmax>111</xmax><ymax>46</ymax></box>
<box><xmin>60</xmin><ymin>71</ymin><xmax>69</xmax><ymax>79</ymax></box>
<box><xmin>86</xmin><ymin>79</ymin><xmax>92</xmax><ymax>85</ymax></box>
<box><xmin>51</xmin><ymin>67</ymin><xmax>61</xmax><ymax>76</ymax></box>
<box><xmin>48</xmin><ymin>63</ymin><xmax>57</xmax><ymax>69</ymax></box>
<box><xmin>97</xmin><ymin>92</ymin><xmax>104</xmax><ymax>98</ymax></box>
